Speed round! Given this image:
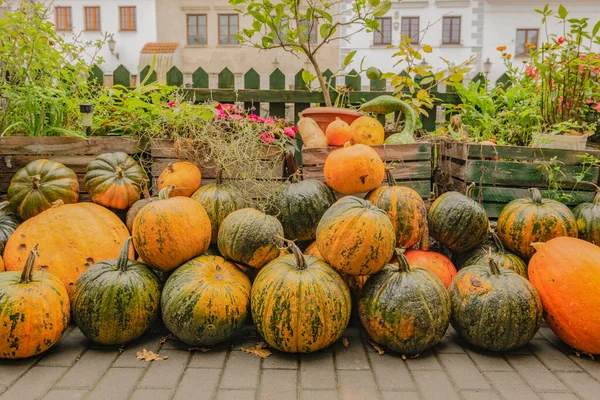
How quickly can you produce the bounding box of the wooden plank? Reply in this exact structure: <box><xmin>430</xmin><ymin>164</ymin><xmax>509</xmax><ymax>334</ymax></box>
<box><xmin>150</xmin><ymin>139</ymin><xmax>282</xmax><ymax>159</ymax></box>
<box><xmin>345</xmin><ymin>69</ymin><xmax>361</xmax><ymax>91</ymax></box>
<box><xmin>323</xmin><ymin>69</ymin><xmax>336</xmax><ymax>91</ymax></box>
<box><xmin>370</xmin><ymin>77</ymin><xmax>386</xmax><ymax>91</ymax></box>
<box><xmin>166</xmin><ymin>66</ymin><xmax>183</xmax><ymax>87</ymax></box>
<box><xmin>244</xmin><ymin>68</ymin><xmax>261</xmax><ymax>113</ymax></box>
<box><xmin>465</xmin><ymin>144</ymin><xmax>600</xmax><ymax>164</ymax></box>
<box><xmin>218</xmin><ymin>67</ymin><xmax>235</xmax><ymax>89</ymax></box>
<box><xmin>269</xmin><ymin>68</ymin><xmax>286</xmax><ymax>118</ymax></box>
<box><xmin>192</xmin><ymin>67</ymin><xmax>209</xmax><ymax>88</ymax></box>
<box><xmin>89</xmin><ymin>64</ymin><xmax>104</xmax><ymax>85</ymax></box>
<box><xmin>294</xmin><ymin>70</ymin><xmax>310</xmax><ymax>125</ymax></box>
<box><xmin>0</xmin><ymin>137</ymin><xmax>141</xmax><ymax>155</ymax></box>
<box><xmin>472</xmin><ymin>186</ymin><xmax>596</xmax><ymax>205</ymax></box>
<box><xmin>483</xmin><ymin>203</ymin><xmax>506</xmax><ymax>219</ymax></box>
<box><xmin>140</xmin><ymin>65</ymin><xmax>157</xmax><ymax>85</ymax></box>
<box><xmin>303</xmin><ymin>160</ymin><xmax>432</xmax><ymax>181</ymax></box>
<box><xmin>0</xmin><ymin>155</ymin><xmax>97</xmax><ymax>173</ymax></box>
<box><xmin>302</xmin><ymin>143</ymin><xmax>431</xmax><ymax>165</ymax></box>
<box><xmin>113</xmin><ymin>65</ymin><xmax>131</xmax><ymax>87</ymax></box>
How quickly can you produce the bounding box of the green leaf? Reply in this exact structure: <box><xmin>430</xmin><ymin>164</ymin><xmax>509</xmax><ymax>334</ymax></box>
<box><xmin>343</xmin><ymin>50</ymin><xmax>357</xmax><ymax>67</ymax></box>
<box><xmin>558</xmin><ymin>4</ymin><xmax>568</xmax><ymax>19</ymax></box>
<box><xmin>372</xmin><ymin>1</ymin><xmax>391</xmax><ymax>18</ymax></box>
<box><xmin>302</xmin><ymin>70</ymin><xmax>316</xmax><ymax>85</ymax></box>
<box><xmin>368</xmin><ymin>0</ymin><xmax>381</xmax><ymax>6</ymax></box>
<box><xmin>314</xmin><ymin>8</ymin><xmax>333</xmax><ymax>23</ymax></box>
<box><xmin>320</xmin><ymin>23</ymin><xmax>331</xmax><ymax>38</ymax></box>
<box><xmin>420</xmin><ymin>77</ymin><xmax>434</xmax><ymax>86</ymax></box>
<box><xmin>262</xmin><ymin>36</ymin><xmax>273</xmax><ymax>47</ymax></box>
<box><xmin>593</xmin><ymin>20</ymin><xmax>600</xmax><ymax>37</ymax></box>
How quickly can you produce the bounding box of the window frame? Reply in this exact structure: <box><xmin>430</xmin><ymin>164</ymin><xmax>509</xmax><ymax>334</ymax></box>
<box><xmin>442</xmin><ymin>16</ymin><xmax>461</xmax><ymax>45</ymax></box>
<box><xmin>186</xmin><ymin>14</ymin><xmax>208</xmax><ymax>46</ymax></box>
<box><xmin>218</xmin><ymin>14</ymin><xmax>239</xmax><ymax>45</ymax></box>
<box><xmin>373</xmin><ymin>17</ymin><xmax>392</xmax><ymax>46</ymax></box>
<box><xmin>516</xmin><ymin>28</ymin><xmax>539</xmax><ymax>56</ymax></box>
<box><xmin>119</xmin><ymin>6</ymin><xmax>137</xmax><ymax>32</ymax></box>
<box><xmin>84</xmin><ymin>6</ymin><xmax>101</xmax><ymax>31</ymax></box>
<box><xmin>55</xmin><ymin>6</ymin><xmax>73</xmax><ymax>32</ymax></box>
<box><xmin>401</xmin><ymin>16</ymin><xmax>420</xmax><ymax>45</ymax></box>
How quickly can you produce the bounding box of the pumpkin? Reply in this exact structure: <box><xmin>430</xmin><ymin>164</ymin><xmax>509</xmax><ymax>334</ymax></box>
<box><xmin>529</xmin><ymin>237</ymin><xmax>600</xmax><ymax>354</ymax></box>
<box><xmin>0</xmin><ymin>255</ymin><xmax>4</xmax><ymax>272</ymax></box>
<box><xmin>0</xmin><ymin>247</ymin><xmax>70</xmax><ymax>359</ymax></box>
<box><xmin>365</xmin><ymin>169</ymin><xmax>427</xmax><ymax>249</ymax></box>
<box><xmin>125</xmin><ymin>180</ymin><xmax>156</xmax><ymax>232</ymax></box>
<box><xmin>573</xmin><ymin>190</ymin><xmax>600</xmax><ymax>245</ymax></box>
<box><xmin>161</xmin><ymin>255</ymin><xmax>251</xmax><ymax>346</ymax></box>
<box><xmin>449</xmin><ymin>253</ymin><xmax>543</xmax><ymax>352</ymax></box>
<box><xmin>326</xmin><ymin>117</ymin><xmax>353</xmax><ymax>146</ymax></box>
<box><xmin>323</xmin><ymin>143</ymin><xmax>385</xmax><ymax>195</ymax></box>
<box><xmin>133</xmin><ymin>187</ymin><xmax>211</xmax><ymax>272</ymax></box>
<box><xmin>157</xmin><ymin>161</ymin><xmax>202</xmax><ymax>198</ymax></box>
<box><xmin>252</xmin><ymin>241</ymin><xmax>351</xmax><ymax>353</ymax></box>
<box><xmin>4</xmin><ymin>202</ymin><xmax>132</xmax><ymax>293</ymax></box>
<box><xmin>349</xmin><ymin>116</ymin><xmax>385</xmax><ymax>145</ymax></box>
<box><xmin>497</xmin><ymin>188</ymin><xmax>578</xmax><ymax>260</ymax></box>
<box><xmin>83</xmin><ymin>152</ymin><xmax>147</xmax><ymax>210</ymax></box>
<box><xmin>7</xmin><ymin>159</ymin><xmax>79</xmax><ymax>220</ymax></box>
<box><xmin>217</xmin><ymin>208</ymin><xmax>284</xmax><ymax>269</ymax></box>
<box><xmin>0</xmin><ymin>201</ymin><xmax>19</xmax><ymax>255</ymax></box>
<box><xmin>428</xmin><ymin>184</ymin><xmax>489</xmax><ymax>253</ymax></box>
<box><xmin>71</xmin><ymin>238</ymin><xmax>161</xmax><ymax>346</ymax></box>
<box><xmin>191</xmin><ymin>170</ymin><xmax>246</xmax><ymax>244</ymax></box>
<box><xmin>266</xmin><ymin>178</ymin><xmax>335</xmax><ymax>242</ymax></box>
<box><xmin>297</xmin><ymin>117</ymin><xmax>329</xmax><ymax>148</ymax></box>
<box><xmin>303</xmin><ymin>241</ymin><xmax>322</xmax><ymax>258</ymax></box>
<box><xmin>316</xmin><ymin>196</ymin><xmax>395</xmax><ymax>276</ymax></box>
<box><xmin>358</xmin><ymin>251</ymin><xmax>451</xmax><ymax>355</ymax></box>
<box><xmin>403</xmin><ymin>231</ymin><xmax>457</xmax><ymax>288</ymax></box>
<box><xmin>459</xmin><ymin>231</ymin><xmax>528</xmax><ymax>278</ymax></box>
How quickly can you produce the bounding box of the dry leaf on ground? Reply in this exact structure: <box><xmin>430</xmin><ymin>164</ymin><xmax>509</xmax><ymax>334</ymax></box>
<box><xmin>136</xmin><ymin>349</ymin><xmax>169</xmax><ymax>362</ymax></box>
<box><xmin>241</xmin><ymin>342</ymin><xmax>272</xmax><ymax>358</ymax></box>
<box><xmin>368</xmin><ymin>339</ymin><xmax>385</xmax><ymax>355</ymax></box>
<box><xmin>189</xmin><ymin>347</ymin><xmax>211</xmax><ymax>353</ymax></box>
<box><xmin>159</xmin><ymin>333</ymin><xmax>177</xmax><ymax>344</ymax></box>
<box><xmin>342</xmin><ymin>337</ymin><xmax>350</xmax><ymax>348</ymax></box>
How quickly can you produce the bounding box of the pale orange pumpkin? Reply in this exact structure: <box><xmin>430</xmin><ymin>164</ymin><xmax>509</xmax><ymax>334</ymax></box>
<box><xmin>402</xmin><ymin>232</ymin><xmax>456</xmax><ymax>288</ymax></box>
<box><xmin>157</xmin><ymin>161</ymin><xmax>202</xmax><ymax>197</ymax></box>
<box><xmin>349</xmin><ymin>116</ymin><xmax>385</xmax><ymax>145</ymax></box>
<box><xmin>323</xmin><ymin>143</ymin><xmax>385</xmax><ymax>194</ymax></box>
<box><xmin>326</xmin><ymin>117</ymin><xmax>353</xmax><ymax>146</ymax></box>
<box><xmin>0</xmin><ymin>255</ymin><xmax>4</xmax><ymax>272</ymax></box>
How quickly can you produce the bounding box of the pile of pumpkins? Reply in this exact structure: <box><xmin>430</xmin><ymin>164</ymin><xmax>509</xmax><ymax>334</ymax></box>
<box><xmin>1</xmin><ymin>145</ymin><xmax>600</xmax><ymax>360</ymax></box>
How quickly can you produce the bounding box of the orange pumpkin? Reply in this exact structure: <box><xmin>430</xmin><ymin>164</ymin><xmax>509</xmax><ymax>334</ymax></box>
<box><xmin>323</xmin><ymin>143</ymin><xmax>385</xmax><ymax>195</ymax></box>
<box><xmin>304</xmin><ymin>242</ymin><xmax>322</xmax><ymax>258</ymax></box>
<box><xmin>0</xmin><ymin>255</ymin><xmax>4</xmax><ymax>272</ymax></box>
<box><xmin>157</xmin><ymin>161</ymin><xmax>202</xmax><ymax>197</ymax></box>
<box><xmin>133</xmin><ymin>187</ymin><xmax>212</xmax><ymax>272</ymax></box>
<box><xmin>3</xmin><ymin>202</ymin><xmax>131</xmax><ymax>294</ymax></box>
<box><xmin>529</xmin><ymin>237</ymin><xmax>600</xmax><ymax>355</ymax></box>
<box><xmin>326</xmin><ymin>117</ymin><xmax>353</xmax><ymax>146</ymax></box>
<box><xmin>403</xmin><ymin>232</ymin><xmax>456</xmax><ymax>288</ymax></box>
<box><xmin>349</xmin><ymin>116</ymin><xmax>385</xmax><ymax>145</ymax></box>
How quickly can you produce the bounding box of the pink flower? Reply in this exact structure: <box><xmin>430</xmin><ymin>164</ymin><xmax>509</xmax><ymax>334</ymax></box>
<box><xmin>229</xmin><ymin>114</ymin><xmax>243</xmax><ymax>120</ymax></box>
<box><xmin>525</xmin><ymin>65</ymin><xmax>538</xmax><ymax>78</ymax></box>
<box><xmin>596</xmin><ymin>102</ymin><xmax>600</xmax><ymax>112</ymax></box>
<box><xmin>557</xmin><ymin>37</ymin><xmax>566</xmax><ymax>45</ymax></box>
<box><xmin>260</xmin><ymin>131</ymin><xmax>276</xmax><ymax>144</ymax></box>
<box><xmin>248</xmin><ymin>114</ymin><xmax>261</xmax><ymax>121</ymax></box>
<box><xmin>167</xmin><ymin>100</ymin><xmax>177</xmax><ymax>107</ymax></box>
<box><xmin>264</xmin><ymin>117</ymin><xmax>276</xmax><ymax>127</ymax></box>
<box><xmin>587</xmin><ymin>98</ymin><xmax>595</xmax><ymax>104</ymax></box>
<box><xmin>283</xmin><ymin>127</ymin><xmax>296</xmax><ymax>138</ymax></box>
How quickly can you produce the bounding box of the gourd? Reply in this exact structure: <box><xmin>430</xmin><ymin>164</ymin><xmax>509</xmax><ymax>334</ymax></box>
<box><xmin>125</xmin><ymin>180</ymin><xmax>156</xmax><ymax>232</ymax></box>
<box><xmin>359</xmin><ymin>96</ymin><xmax>416</xmax><ymax>144</ymax></box>
<box><xmin>349</xmin><ymin>116</ymin><xmax>385</xmax><ymax>145</ymax></box>
<box><xmin>157</xmin><ymin>161</ymin><xmax>202</xmax><ymax>198</ymax></box>
<box><xmin>323</xmin><ymin>143</ymin><xmax>385</xmax><ymax>195</ymax></box>
<box><xmin>326</xmin><ymin>117</ymin><xmax>353</xmax><ymax>146</ymax></box>
<box><xmin>573</xmin><ymin>189</ymin><xmax>600</xmax><ymax>245</ymax></box>
<box><xmin>297</xmin><ymin>117</ymin><xmax>328</xmax><ymax>148</ymax></box>
<box><xmin>0</xmin><ymin>201</ymin><xmax>19</xmax><ymax>255</ymax></box>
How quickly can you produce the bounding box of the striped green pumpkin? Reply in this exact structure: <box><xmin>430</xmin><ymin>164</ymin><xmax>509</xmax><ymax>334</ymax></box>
<box><xmin>573</xmin><ymin>191</ymin><xmax>600</xmax><ymax>246</ymax></box>
<box><xmin>459</xmin><ymin>232</ymin><xmax>528</xmax><ymax>278</ymax></box>
<box><xmin>0</xmin><ymin>202</ymin><xmax>19</xmax><ymax>255</ymax></box>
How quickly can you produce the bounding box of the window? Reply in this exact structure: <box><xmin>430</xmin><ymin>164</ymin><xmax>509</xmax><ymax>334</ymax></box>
<box><xmin>516</xmin><ymin>29</ymin><xmax>538</xmax><ymax>56</ymax></box>
<box><xmin>442</xmin><ymin>16</ymin><xmax>461</xmax><ymax>44</ymax></box>
<box><xmin>401</xmin><ymin>17</ymin><xmax>420</xmax><ymax>44</ymax></box>
<box><xmin>55</xmin><ymin>6</ymin><xmax>72</xmax><ymax>31</ymax></box>
<box><xmin>119</xmin><ymin>6</ymin><xmax>137</xmax><ymax>31</ymax></box>
<box><xmin>84</xmin><ymin>7</ymin><xmax>101</xmax><ymax>31</ymax></box>
<box><xmin>299</xmin><ymin>19</ymin><xmax>318</xmax><ymax>44</ymax></box>
<box><xmin>374</xmin><ymin>17</ymin><xmax>392</xmax><ymax>45</ymax></box>
<box><xmin>218</xmin><ymin>14</ymin><xmax>239</xmax><ymax>45</ymax></box>
<box><xmin>187</xmin><ymin>14</ymin><xmax>207</xmax><ymax>45</ymax></box>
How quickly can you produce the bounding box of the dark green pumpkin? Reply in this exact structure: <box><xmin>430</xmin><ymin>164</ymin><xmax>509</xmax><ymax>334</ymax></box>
<box><xmin>71</xmin><ymin>237</ymin><xmax>161</xmax><ymax>346</ymax></box>
<box><xmin>358</xmin><ymin>251</ymin><xmax>451</xmax><ymax>355</ymax></box>
<box><xmin>266</xmin><ymin>178</ymin><xmax>335</xmax><ymax>242</ymax></box>
<box><xmin>0</xmin><ymin>202</ymin><xmax>19</xmax><ymax>255</ymax></box>
<box><xmin>458</xmin><ymin>232</ymin><xmax>528</xmax><ymax>278</ymax></box>
<box><xmin>125</xmin><ymin>181</ymin><xmax>156</xmax><ymax>232</ymax></box>
<box><xmin>573</xmin><ymin>191</ymin><xmax>600</xmax><ymax>246</ymax></box>
<box><xmin>161</xmin><ymin>255</ymin><xmax>251</xmax><ymax>346</ymax></box>
<box><xmin>192</xmin><ymin>170</ymin><xmax>246</xmax><ymax>244</ymax></box>
<box><xmin>8</xmin><ymin>159</ymin><xmax>79</xmax><ymax>220</ymax></box>
<box><xmin>428</xmin><ymin>184</ymin><xmax>489</xmax><ymax>253</ymax></box>
<box><xmin>449</xmin><ymin>256</ymin><xmax>543</xmax><ymax>352</ymax></box>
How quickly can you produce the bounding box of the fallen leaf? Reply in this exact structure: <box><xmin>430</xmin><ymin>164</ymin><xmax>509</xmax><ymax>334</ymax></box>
<box><xmin>255</xmin><ymin>341</ymin><xmax>268</xmax><ymax>349</ymax></box>
<box><xmin>241</xmin><ymin>342</ymin><xmax>272</xmax><ymax>358</ymax></box>
<box><xmin>401</xmin><ymin>354</ymin><xmax>407</xmax><ymax>360</ymax></box>
<box><xmin>368</xmin><ymin>339</ymin><xmax>385</xmax><ymax>355</ymax></box>
<box><xmin>410</xmin><ymin>353</ymin><xmax>421</xmax><ymax>359</ymax></box>
<box><xmin>342</xmin><ymin>337</ymin><xmax>350</xmax><ymax>348</ymax></box>
<box><xmin>189</xmin><ymin>347</ymin><xmax>211</xmax><ymax>353</ymax></box>
<box><xmin>159</xmin><ymin>333</ymin><xmax>177</xmax><ymax>344</ymax></box>
<box><xmin>136</xmin><ymin>349</ymin><xmax>168</xmax><ymax>362</ymax></box>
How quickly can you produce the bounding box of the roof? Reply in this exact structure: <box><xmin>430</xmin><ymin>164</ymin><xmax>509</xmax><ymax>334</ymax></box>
<box><xmin>141</xmin><ymin>43</ymin><xmax>180</xmax><ymax>54</ymax></box>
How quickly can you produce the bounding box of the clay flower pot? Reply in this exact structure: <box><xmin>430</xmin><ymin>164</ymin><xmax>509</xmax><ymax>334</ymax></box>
<box><xmin>301</xmin><ymin>107</ymin><xmax>362</xmax><ymax>133</ymax></box>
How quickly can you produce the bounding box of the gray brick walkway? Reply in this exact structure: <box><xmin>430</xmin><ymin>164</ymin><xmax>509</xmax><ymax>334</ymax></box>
<box><xmin>0</xmin><ymin>322</ymin><xmax>598</xmax><ymax>400</ymax></box>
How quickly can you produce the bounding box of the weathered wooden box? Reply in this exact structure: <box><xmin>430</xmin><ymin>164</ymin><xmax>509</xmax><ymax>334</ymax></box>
<box><xmin>302</xmin><ymin>143</ymin><xmax>433</xmax><ymax>200</ymax></box>
<box><xmin>0</xmin><ymin>136</ymin><xmax>142</xmax><ymax>201</ymax></box>
<box><xmin>435</xmin><ymin>142</ymin><xmax>600</xmax><ymax>218</ymax></box>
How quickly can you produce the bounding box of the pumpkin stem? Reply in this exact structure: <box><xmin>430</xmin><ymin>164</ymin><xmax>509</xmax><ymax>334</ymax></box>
<box><xmin>141</xmin><ymin>180</ymin><xmax>151</xmax><ymax>200</ymax></box>
<box><xmin>394</xmin><ymin>248</ymin><xmax>411</xmax><ymax>273</ymax></box>
<box><xmin>485</xmin><ymin>248</ymin><xmax>501</xmax><ymax>275</ymax></box>
<box><xmin>343</xmin><ymin>141</ymin><xmax>352</xmax><ymax>148</ymax></box>
<box><xmin>20</xmin><ymin>245</ymin><xmax>39</xmax><ymax>284</ymax></box>
<box><xmin>32</xmin><ymin>174</ymin><xmax>41</xmax><ymax>190</ymax></box>
<box><xmin>277</xmin><ymin>235</ymin><xmax>307</xmax><ymax>271</ymax></box>
<box><xmin>529</xmin><ymin>188</ymin><xmax>543</xmax><ymax>205</ymax></box>
<box><xmin>115</xmin><ymin>166</ymin><xmax>124</xmax><ymax>179</ymax></box>
<box><xmin>216</xmin><ymin>169</ymin><xmax>224</xmax><ymax>185</ymax></box>
<box><xmin>385</xmin><ymin>168</ymin><xmax>397</xmax><ymax>187</ymax></box>
<box><xmin>167</xmin><ymin>163</ymin><xmax>175</xmax><ymax>173</ymax></box>
<box><xmin>490</xmin><ymin>230</ymin><xmax>505</xmax><ymax>253</ymax></box>
<box><xmin>465</xmin><ymin>182</ymin><xmax>476</xmax><ymax>199</ymax></box>
<box><xmin>117</xmin><ymin>237</ymin><xmax>132</xmax><ymax>272</ymax></box>
<box><xmin>593</xmin><ymin>187</ymin><xmax>600</xmax><ymax>204</ymax></box>
<box><xmin>530</xmin><ymin>242</ymin><xmax>545</xmax><ymax>252</ymax></box>
<box><xmin>158</xmin><ymin>186</ymin><xmax>175</xmax><ymax>200</ymax></box>
<box><xmin>419</xmin><ymin>225</ymin><xmax>430</xmax><ymax>251</ymax></box>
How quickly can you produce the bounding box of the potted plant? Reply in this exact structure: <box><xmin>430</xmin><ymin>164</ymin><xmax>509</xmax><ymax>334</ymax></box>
<box><xmin>230</xmin><ymin>0</ymin><xmax>392</xmax><ymax>131</ymax></box>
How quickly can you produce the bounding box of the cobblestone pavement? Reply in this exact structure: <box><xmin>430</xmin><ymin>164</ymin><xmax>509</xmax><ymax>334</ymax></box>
<box><xmin>1</xmin><ymin>322</ymin><xmax>599</xmax><ymax>400</ymax></box>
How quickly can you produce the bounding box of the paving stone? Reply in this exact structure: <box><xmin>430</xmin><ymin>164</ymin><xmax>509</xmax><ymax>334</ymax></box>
<box><xmin>467</xmin><ymin>350</ymin><xmax>513</xmax><ymax>372</ymax></box>
<box><xmin>138</xmin><ymin>350</ymin><xmax>190</xmax><ymax>389</ymax></box>
<box><xmin>368</xmin><ymin>352</ymin><xmax>415</xmax><ymax>391</ymax></box>
<box><xmin>413</xmin><ymin>370</ymin><xmax>460</xmax><ymax>400</ymax></box>
<box><xmin>334</xmin><ymin>337</ymin><xmax>370</xmax><ymax>370</ymax></box>
<box><xmin>42</xmin><ymin>389</ymin><xmax>87</xmax><ymax>400</ymax></box>
<box><xmin>54</xmin><ymin>348</ymin><xmax>118</xmax><ymax>389</ymax></box>
<box><xmin>262</xmin><ymin>352</ymin><xmax>298</xmax><ymax>369</ymax></box>
<box><xmin>343</xmin><ymin>326</ymin><xmax>361</xmax><ymax>338</ymax></box>
<box><xmin>539</xmin><ymin>327</ymin><xmax>573</xmax><ymax>353</ymax></box>
<box><xmin>299</xmin><ymin>390</ymin><xmax>339</xmax><ymax>400</ymax></box>
<box><xmin>129</xmin><ymin>389</ymin><xmax>174</xmax><ymax>400</ymax></box>
<box><xmin>159</xmin><ymin>338</ymin><xmax>191</xmax><ymax>350</ymax></box>
<box><xmin>0</xmin><ymin>386</ymin><xmax>6</xmax><ymax>395</ymax></box>
<box><xmin>258</xmin><ymin>369</ymin><xmax>297</xmax><ymax>400</ymax></box>
<box><xmin>37</xmin><ymin>329</ymin><xmax>88</xmax><ymax>367</ymax></box>
<box><xmin>338</xmin><ymin>370</ymin><xmax>379</xmax><ymax>400</ymax></box>
<box><xmin>300</xmin><ymin>352</ymin><xmax>337</xmax><ymax>389</ymax></box>
<box><xmin>381</xmin><ymin>391</ymin><xmax>421</xmax><ymax>400</ymax></box>
<box><xmin>438</xmin><ymin>353</ymin><xmax>491</xmax><ymax>390</ymax></box>
<box><xmin>539</xmin><ymin>393</ymin><xmax>579</xmax><ymax>400</ymax></box>
<box><xmin>0</xmin><ymin>357</ymin><xmax>39</xmax><ymax>386</ymax></box>
<box><xmin>557</xmin><ymin>372</ymin><xmax>600</xmax><ymax>400</ymax></box>
<box><xmin>405</xmin><ymin>351</ymin><xmax>442</xmax><ymax>371</ymax></box>
<box><xmin>528</xmin><ymin>340</ymin><xmax>581</xmax><ymax>372</ymax></box>
<box><xmin>484</xmin><ymin>371</ymin><xmax>539</xmax><ymax>400</ymax></box>
<box><xmin>460</xmin><ymin>390</ymin><xmax>502</xmax><ymax>400</ymax></box>
<box><xmin>569</xmin><ymin>355</ymin><xmax>600</xmax><ymax>381</ymax></box>
<box><xmin>504</xmin><ymin>345</ymin><xmax>532</xmax><ymax>355</ymax></box>
<box><xmin>173</xmin><ymin>368</ymin><xmax>221</xmax><ymax>400</ymax></box>
<box><xmin>112</xmin><ymin>332</ymin><xmax>163</xmax><ymax>368</ymax></box>
<box><xmin>0</xmin><ymin>367</ymin><xmax>67</xmax><ymax>400</ymax></box>
<box><xmin>435</xmin><ymin>333</ymin><xmax>465</xmax><ymax>354</ymax></box>
<box><xmin>216</xmin><ymin>390</ymin><xmax>256</xmax><ymax>400</ymax></box>
<box><xmin>220</xmin><ymin>351</ymin><xmax>261</xmax><ymax>389</ymax></box>
<box><xmin>188</xmin><ymin>347</ymin><xmax>229</xmax><ymax>369</ymax></box>
<box><xmin>87</xmin><ymin>367</ymin><xmax>144</xmax><ymax>400</ymax></box>
<box><xmin>508</xmin><ymin>355</ymin><xmax>568</xmax><ymax>392</ymax></box>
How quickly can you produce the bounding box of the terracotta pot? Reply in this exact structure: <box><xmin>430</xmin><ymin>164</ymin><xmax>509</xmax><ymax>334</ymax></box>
<box><xmin>301</xmin><ymin>107</ymin><xmax>362</xmax><ymax>133</ymax></box>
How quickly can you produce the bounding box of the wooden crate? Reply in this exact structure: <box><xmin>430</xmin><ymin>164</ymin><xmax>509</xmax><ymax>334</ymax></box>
<box><xmin>435</xmin><ymin>142</ymin><xmax>600</xmax><ymax>218</ymax></box>
<box><xmin>0</xmin><ymin>136</ymin><xmax>142</xmax><ymax>201</ymax></box>
<box><xmin>302</xmin><ymin>143</ymin><xmax>433</xmax><ymax>200</ymax></box>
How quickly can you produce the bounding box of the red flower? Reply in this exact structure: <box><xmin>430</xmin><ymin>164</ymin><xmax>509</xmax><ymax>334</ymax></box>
<box><xmin>596</xmin><ymin>102</ymin><xmax>600</xmax><ymax>112</ymax></box>
<box><xmin>260</xmin><ymin>131</ymin><xmax>276</xmax><ymax>144</ymax></box>
<box><xmin>283</xmin><ymin>127</ymin><xmax>296</xmax><ymax>138</ymax></box>
<box><xmin>167</xmin><ymin>100</ymin><xmax>177</xmax><ymax>107</ymax></box>
<box><xmin>557</xmin><ymin>37</ymin><xmax>565</xmax><ymax>45</ymax></box>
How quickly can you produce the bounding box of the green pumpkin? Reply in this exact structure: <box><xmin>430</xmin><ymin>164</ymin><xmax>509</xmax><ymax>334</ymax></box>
<box><xmin>0</xmin><ymin>202</ymin><xmax>19</xmax><ymax>255</ymax></box>
<box><xmin>573</xmin><ymin>191</ymin><xmax>600</xmax><ymax>246</ymax></box>
<box><xmin>192</xmin><ymin>170</ymin><xmax>246</xmax><ymax>244</ymax></box>
<box><xmin>458</xmin><ymin>232</ymin><xmax>528</xmax><ymax>278</ymax></box>
<box><xmin>449</xmin><ymin>256</ymin><xmax>543</xmax><ymax>352</ymax></box>
<box><xmin>161</xmin><ymin>255</ymin><xmax>251</xmax><ymax>346</ymax></box>
<box><xmin>358</xmin><ymin>251</ymin><xmax>451</xmax><ymax>355</ymax></box>
<box><xmin>8</xmin><ymin>159</ymin><xmax>79</xmax><ymax>220</ymax></box>
<box><xmin>428</xmin><ymin>184</ymin><xmax>489</xmax><ymax>253</ymax></box>
<box><xmin>266</xmin><ymin>178</ymin><xmax>335</xmax><ymax>242</ymax></box>
<box><xmin>217</xmin><ymin>208</ymin><xmax>284</xmax><ymax>269</ymax></box>
<box><xmin>71</xmin><ymin>238</ymin><xmax>161</xmax><ymax>346</ymax></box>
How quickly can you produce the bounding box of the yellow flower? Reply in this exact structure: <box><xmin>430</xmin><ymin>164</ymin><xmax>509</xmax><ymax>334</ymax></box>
<box><xmin>529</xmin><ymin>44</ymin><xmax>536</xmax><ymax>50</ymax></box>
<box><xmin>505</xmin><ymin>53</ymin><xmax>512</xmax><ymax>59</ymax></box>
<box><xmin>497</xmin><ymin>46</ymin><xmax>507</xmax><ymax>51</ymax></box>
